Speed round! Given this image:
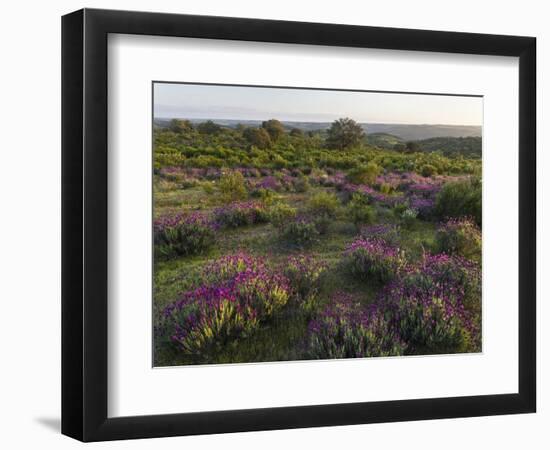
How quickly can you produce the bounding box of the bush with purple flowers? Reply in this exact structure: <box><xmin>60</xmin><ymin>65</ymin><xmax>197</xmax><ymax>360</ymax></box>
<box><xmin>306</xmin><ymin>293</ymin><xmax>406</xmax><ymax>359</ymax></box>
<box><xmin>343</xmin><ymin>238</ymin><xmax>406</xmax><ymax>284</ymax></box>
<box><xmin>153</xmin><ymin>115</ymin><xmax>483</xmax><ymax>366</ymax></box>
<box><xmin>161</xmin><ymin>253</ymin><xmax>291</xmax><ymax>356</ymax></box>
<box><xmin>284</xmin><ymin>255</ymin><xmax>327</xmax><ymax>311</ymax></box>
<box><xmin>360</xmin><ymin>224</ymin><xmax>401</xmax><ymax>247</ymax></box>
<box><xmin>378</xmin><ymin>253</ymin><xmax>481</xmax><ymax>354</ymax></box>
<box><xmin>251</xmin><ymin>176</ymin><xmax>282</xmax><ymax>194</ymax></box>
<box><xmin>436</xmin><ymin>217</ymin><xmax>481</xmax><ymax>261</ymax></box>
<box><xmin>154</xmin><ymin>212</ymin><xmax>216</xmax><ymax>258</ymax></box>
<box><xmin>163</xmin><ymin>285</ymin><xmax>260</xmax><ymax>355</ymax></box>
<box><xmin>280</xmin><ymin>216</ymin><xmax>320</xmax><ymax>247</ymax></box>
<box><xmin>214</xmin><ymin>201</ymin><xmax>269</xmax><ymax>228</ymax></box>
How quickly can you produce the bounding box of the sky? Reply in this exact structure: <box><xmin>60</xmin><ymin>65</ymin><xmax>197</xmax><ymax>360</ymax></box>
<box><xmin>153</xmin><ymin>82</ymin><xmax>483</xmax><ymax>126</ymax></box>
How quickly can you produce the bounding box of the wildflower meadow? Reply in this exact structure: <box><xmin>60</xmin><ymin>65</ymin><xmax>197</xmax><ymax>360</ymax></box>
<box><xmin>153</xmin><ymin>98</ymin><xmax>482</xmax><ymax>366</ymax></box>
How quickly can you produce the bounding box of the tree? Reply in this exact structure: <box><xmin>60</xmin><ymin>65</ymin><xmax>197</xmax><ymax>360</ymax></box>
<box><xmin>169</xmin><ymin>119</ymin><xmax>193</xmax><ymax>133</ymax></box>
<box><xmin>393</xmin><ymin>142</ymin><xmax>406</xmax><ymax>152</ymax></box>
<box><xmin>243</xmin><ymin>127</ymin><xmax>272</xmax><ymax>149</ymax></box>
<box><xmin>405</xmin><ymin>141</ymin><xmax>420</xmax><ymax>153</ymax></box>
<box><xmin>197</xmin><ymin>120</ymin><xmax>222</xmax><ymax>135</ymax></box>
<box><xmin>290</xmin><ymin>128</ymin><xmax>304</xmax><ymax>138</ymax></box>
<box><xmin>326</xmin><ymin>118</ymin><xmax>365</xmax><ymax>149</ymax></box>
<box><xmin>261</xmin><ymin>119</ymin><xmax>285</xmax><ymax>141</ymax></box>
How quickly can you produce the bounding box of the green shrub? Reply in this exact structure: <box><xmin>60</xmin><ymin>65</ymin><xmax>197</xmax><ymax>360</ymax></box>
<box><xmin>305</xmin><ymin>293</ymin><xmax>406</xmax><ymax>359</ymax></box>
<box><xmin>309</xmin><ymin>191</ymin><xmax>339</xmax><ymax>217</ymax></box>
<box><xmin>400</xmin><ymin>208</ymin><xmax>418</xmax><ymax>229</ymax></box>
<box><xmin>392</xmin><ymin>202</ymin><xmax>408</xmax><ymax>218</ymax></box>
<box><xmin>268</xmin><ymin>202</ymin><xmax>297</xmax><ymax>229</ymax></box>
<box><xmin>292</xmin><ymin>175</ymin><xmax>310</xmax><ymax>193</ymax></box>
<box><xmin>346</xmin><ymin>198</ymin><xmax>376</xmax><ymax>229</ymax></box>
<box><xmin>346</xmin><ymin>162</ymin><xmax>381</xmax><ymax>185</ymax></box>
<box><xmin>420</xmin><ymin>164</ymin><xmax>437</xmax><ymax>177</ymax></box>
<box><xmin>219</xmin><ymin>171</ymin><xmax>247</xmax><ymax>202</ymax></box>
<box><xmin>154</xmin><ymin>213</ymin><xmax>215</xmax><ymax>258</ymax></box>
<box><xmin>214</xmin><ymin>201</ymin><xmax>268</xmax><ymax>228</ymax></box>
<box><xmin>435</xmin><ymin>177</ymin><xmax>482</xmax><ymax>226</ymax></box>
<box><xmin>382</xmin><ymin>254</ymin><xmax>481</xmax><ymax>354</ymax></box>
<box><xmin>201</xmin><ymin>181</ymin><xmax>215</xmax><ymax>195</ymax></box>
<box><xmin>284</xmin><ymin>255</ymin><xmax>327</xmax><ymax>313</ymax></box>
<box><xmin>436</xmin><ymin>217</ymin><xmax>481</xmax><ymax>260</ymax></box>
<box><xmin>379</xmin><ymin>182</ymin><xmax>393</xmax><ymax>195</ymax></box>
<box><xmin>281</xmin><ymin>218</ymin><xmax>320</xmax><ymax>247</ymax></box>
<box><xmin>343</xmin><ymin>238</ymin><xmax>405</xmax><ymax>285</ymax></box>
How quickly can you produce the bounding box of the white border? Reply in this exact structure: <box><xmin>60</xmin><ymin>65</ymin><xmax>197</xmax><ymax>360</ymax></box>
<box><xmin>107</xmin><ymin>34</ymin><xmax>519</xmax><ymax>417</ymax></box>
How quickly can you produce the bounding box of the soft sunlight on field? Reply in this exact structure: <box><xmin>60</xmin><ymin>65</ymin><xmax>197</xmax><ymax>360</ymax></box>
<box><xmin>153</xmin><ymin>118</ymin><xmax>482</xmax><ymax>366</ymax></box>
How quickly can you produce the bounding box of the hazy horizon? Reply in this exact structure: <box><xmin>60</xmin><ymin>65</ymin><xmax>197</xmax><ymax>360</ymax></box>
<box><xmin>154</xmin><ymin>82</ymin><xmax>483</xmax><ymax>127</ymax></box>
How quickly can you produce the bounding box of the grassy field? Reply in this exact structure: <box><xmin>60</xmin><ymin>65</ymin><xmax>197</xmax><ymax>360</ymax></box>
<box><xmin>152</xmin><ymin>175</ymin><xmax>466</xmax><ymax>366</ymax></box>
<box><xmin>152</xmin><ymin>120</ymin><xmax>482</xmax><ymax>366</ymax></box>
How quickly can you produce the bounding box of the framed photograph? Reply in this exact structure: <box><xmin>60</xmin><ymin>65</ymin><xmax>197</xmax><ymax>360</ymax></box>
<box><xmin>62</xmin><ymin>8</ymin><xmax>536</xmax><ymax>442</ymax></box>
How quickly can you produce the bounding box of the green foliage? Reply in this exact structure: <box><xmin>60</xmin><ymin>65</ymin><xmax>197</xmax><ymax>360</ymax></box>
<box><xmin>309</xmin><ymin>191</ymin><xmax>340</xmax><ymax>218</ymax></box>
<box><xmin>201</xmin><ymin>181</ymin><xmax>215</xmax><ymax>195</ymax></box>
<box><xmin>261</xmin><ymin>119</ymin><xmax>285</xmax><ymax>141</ymax></box>
<box><xmin>400</xmin><ymin>208</ymin><xmax>419</xmax><ymax>229</ymax></box>
<box><xmin>214</xmin><ymin>202</ymin><xmax>269</xmax><ymax>228</ymax></box>
<box><xmin>252</xmin><ymin>187</ymin><xmax>277</xmax><ymax>205</ymax></box>
<box><xmin>197</xmin><ymin>120</ymin><xmax>222</xmax><ymax>135</ymax></box>
<box><xmin>393</xmin><ymin>142</ymin><xmax>406</xmax><ymax>152</ymax></box>
<box><xmin>153</xmin><ymin>116</ymin><xmax>483</xmax><ymax>366</ymax></box>
<box><xmin>346</xmin><ymin>196</ymin><xmax>376</xmax><ymax>229</ymax></box>
<box><xmin>436</xmin><ymin>218</ymin><xmax>482</xmax><ymax>260</ymax></box>
<box><xmin>281</xmin><ymin>219</ymin><xmax>320</xmax><ymax>247</ymax></box>
<box><xmin>219</xmin><ymin>171</ymin><xmax>247</xmax><ymax>202</ymax></box>
<box><xmin>243</xmin><ymin>127</ymin><xmax>272</xmax><ymax>149</ymax></box>
<box><xmin>154</xmin><ymin>217</ymin><xmax>215</xmax><ymax>258</ymax></box>
<box><xmin>392</xmin><ymin>202</ymin><xmax>408</xmax><ymax>218</ymax></box>
<box><xmin>343</xmin><ymin>239</ymin><xmax>406</xmax><ymax>285</ymax></box>
<box><xmin>373</xmin><ymin>134</ymin><xmax>481</xmax><ymax>158</ymax></box>
<box><xmin>153</xmin><ymin>124</ymin><xmax>481</xmax><ymax>175</ymax></box>
<box><xmin>415</xmin><ymin>136</ymin><xmax>481</xmax><ymax>157</ymax></box>
<box><xmin>346</xmin><ymin>162</ymin><xmax>381</xmax><ymax>185</ymax></box>
<box><xmin>290</xmin><ymin>128</ymin><xmax>304</xmax><ymax>137</ymax></box>
<box><xmin>367</xmin><ymin>132</ymin><xmax>403</xmax><ymax>149</ymax></box>
<box><xmin>326</xmin><ymin>117</ymin><xmax>365</xmax><ymax>149</ymax></box>
<box><xmin>435</xmin><ymin>177</ymin><xmax>482</xmax><ymax>225</ymax></box>
<box><xmin>292</xmin><ymin>175</ymin><xmax>310</xmax><ymax>193</ymax></box>
<box><xmin>267</xmin><ymin>202</ymin><xmax>297</xmax><ymax>229</ymax></box>
<box><xmin>284</xmin><ymin>255</ymin><xmax>327</xmax><ymax>312</ymax></box>
<box><xmin>420</xmin><ymin>164</ymin><xmax>437</xmax><ymax>177</ymax></box>
<box><xmin>379</xmin><ymin>183</ymin><xmax>393</xmax><ymax>195</ymax></box>
<box><xmin>169</xmin><ymin>119</ymin><xmax>193</xmax><ymax>133</ymax></box>
<box><xmin>305</xmin><ymin>295</ymin><xmax>406</xmax><ymax>359</ymax></box>
<box><xmin>394</xmin><ymin>296</ymin><xmax>470</xmax><ymax>354</ymax></box>
<box><xmin>405</xmin><ymin>141</ymin><xmax>420</xmax><ymax>153</ymax></box>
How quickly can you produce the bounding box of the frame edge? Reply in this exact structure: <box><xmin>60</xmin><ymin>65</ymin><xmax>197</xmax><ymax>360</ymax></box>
<box><xmin>61</xmin><ymin>8</ymin><xmax>85</xmax><ymax>442</ymax></box>
<box><xmin>62</xmin><ymin>8</ymin><xmax>537</xmax><ymax>441</ymax></box>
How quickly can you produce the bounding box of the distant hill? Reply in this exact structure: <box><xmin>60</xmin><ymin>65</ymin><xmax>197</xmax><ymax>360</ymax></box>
<box><xmin>415</xmin><ymin>136</ymin><xmax>481</xmax><ymax>157</ymax></box>
<box><xmin>154</xmin><ymin>118</ymin><xmax>481</xmax><ymax>141</ymax></box>
<box><xmin>367</xmin><ymin>133</ymin><xmax>404</xmax><ymax>148</ymax></box>
<box><xmin>364</xmin><ymin>123</ymin><xmax>481</xmax><ymax>141</ymax></box>
<box><xmin>367</xmin><ymin>133</ymin><xmax>481</xmax><ymax>158</ymax></box>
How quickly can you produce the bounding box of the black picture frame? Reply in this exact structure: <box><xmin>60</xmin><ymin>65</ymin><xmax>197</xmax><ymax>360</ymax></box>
<box><xmin>62</xmin><ymin>8</ymin><xmax>536</xmax><ymax>442</ymax></box>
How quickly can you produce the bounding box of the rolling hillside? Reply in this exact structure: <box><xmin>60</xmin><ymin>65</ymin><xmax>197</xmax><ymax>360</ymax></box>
<box><xmin>154</xmin><ymin>118</ymin><xmax>481</xmax><ymax>141</ymax></box>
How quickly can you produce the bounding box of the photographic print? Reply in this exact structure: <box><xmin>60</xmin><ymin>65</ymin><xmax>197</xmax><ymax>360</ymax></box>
<box><xmin>153</xmin><ymin>82</ymin><xmax>482</xmax><ymax>367</ymax></box>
